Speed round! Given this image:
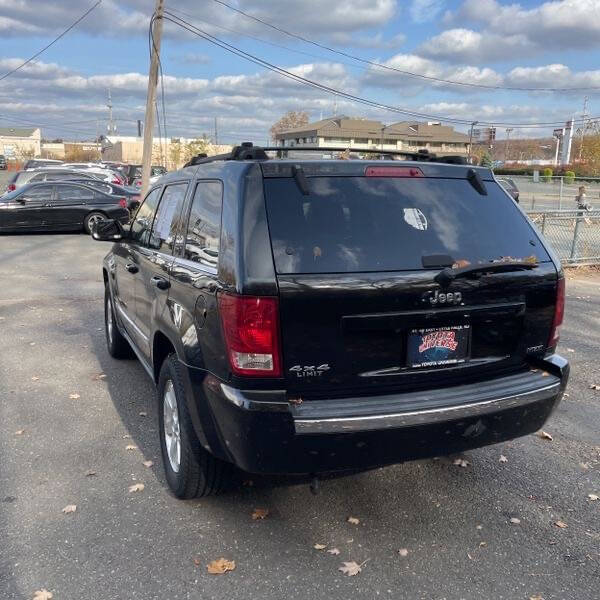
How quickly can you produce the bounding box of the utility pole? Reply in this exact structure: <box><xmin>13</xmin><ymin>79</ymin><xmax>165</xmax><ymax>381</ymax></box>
<box><xmin>467</xmin><ymin>121</ymin><xmax>478</xmax><ymax>161</ymax></box>
<box><xmin>214</xmin><ymin>116</ymin><xmax>218</xmax><ymax>145</ymax></box>
<box><xmin>505</xmin><ymin>127</ymin><xmax>513</xmax><ymax>163</ymax></box>
<box><xmin>141</xmin><ymin>0</ymin><xmax>164</xmax><ymax>197</ymax></box>
<box><xmin>107</xmin><ymin>89</ymin><xmax>116</xmax><ymax>135</ymax></box>
<box><xmin>578</xmin><ymin>96</ymin><xmax>588</xmax><ymax>161</ymax></box>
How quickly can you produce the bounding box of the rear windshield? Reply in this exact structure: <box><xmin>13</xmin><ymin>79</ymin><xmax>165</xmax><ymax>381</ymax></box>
<box><xmin>264</xmin><ymin>176</ymin><xmax>549</xmax><ymax>274</ymax></box>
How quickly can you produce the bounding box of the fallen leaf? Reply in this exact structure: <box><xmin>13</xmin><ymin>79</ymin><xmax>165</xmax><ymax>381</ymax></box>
<box><xmin>566</xmin><ymin>348</ymin><xmax>575</xmax><ymax>353</ymax></box>
<box><xmin>122</xmin><ymin>434</ymin><xmax>131</xmax><ymax>439</ymax></box>
<box><xmin>139</xmin><ymin>411</ymin><xmax>147</xmax><ymax>417</ymax></box>
<box><xmin>193</xmin><ymin>558</ymin><xmax>201</xmax><ymax>567</ymax></box>
<box><xmin>510</xmin><ymin>517</ymin><xmax>521</xmax><ymax>524</ymax></box>
<box><xmin>453</xmin><ymin>458</ymin><xmax>470</xmax><ymax>468</ymax></box>
<box><xmin>588</xmin><ymin>494</ymin><xmax>599</xmax><ymax>501</ymax></box>
<box><xmin>91</xmin><ymin>373</ymin><xmax>107</xmax><ymax>381</ymax></box>
<box><xmin>251</xmin><ymin>508</ymin><xmax>269</xmax><ymax>520</ymax></box>
<box><xmin>85</xmin><ymin>470</ymin><xmax>97</xmax><ymax>477</ymax></box>
<box><xmin>31</xmin><ymin>376</ymin><xmax>40</xmax><ymax>381</ymax></box>
<box><xmin>538</xmin><ymin>431</ymin><xmax>553</xmax><ymax>441</ymax></box>
<box><xmin>62</xmin><ymin>504</ymin><xmax>77</xmax><ymax>514</ymax></box>
<box><xmin>499</xmin><ymin>454</ymin><xmax>508</xmax><ymax>463</ymax></box>
<box><xmin>398</xmin><ymin>548</ymin><xmax>409</xmax><ymax>557</ymax></box>
<box><xmin>590</xmin><ymin>384</ymin><xmax>600</xmax><ymax>390</ymax></box>
<box><xmin>129</xmin><ymin>483</ymin><xmax>145</xmax><ymax>493</ymax></box>
<box><xmin>313</xmin><ymin>543</ymin><xmax>327</xmax><ymax>550</ymax></box>
<box><xmin>479</xmin><ymin>541</ymin><xmax>487</xmax><ymax>548</ymax></box>
<box><xmin>347</xmin><ymin>516</ymin><xmax>360</xmax><ymax>525</ymax></box>
<box><xmin>143</xmin><ymin>460</ymin><xmax>154</xmax><ymax>468</ymax></box>
<box><xmin>529</xmin><ymin>595</ymin><xmax>545</xmax><ymax>600</ymax></box>
<box><xmin>476</xmin><ymin>525</ymin><xmax>483</xmax><ymax>530</ymax></box>
<box><xmin>554</xmin><ymin>520</ymin><xmax>568</xmax><ymax>529</ymax></box>
<box><xmin>29</xmin><ymin>342</ymin><xmax>36</xmax><ymax>346</ymax></box>
<box><xmin>69</xmin><ymin>393</ymin><xmax>80</xmax><ymax>400</ymax></box>
<box><xmin>327</xmin><ymin>548</ymin><xmax>341</xmax><ymax>555</ymax></box>
<box><xmin>33</xmin><ymin>590</ymin><xmax>53</xmax><ymax>600</ymax></box>
<box><xmin>207</xmin><ymin>558</ymin><xmax>236</xmax><ymax>574</ymax></box>
<box><xmin>15</xmin><ymin>429</ymin><xmax>24</xmax><ymax>436</ymax></box>
<box><xmin>125</xmin><ymin>444</ymin><xmax>137</xmax><ymax>451</ymax></box>
<box><xmin>339</xmin><ymin>561</ymin><xmax>363</xmax><ymax>576</ymax></box>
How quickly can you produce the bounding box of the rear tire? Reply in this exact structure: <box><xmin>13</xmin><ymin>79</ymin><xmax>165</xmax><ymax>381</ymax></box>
<box><xmin>84</xmin><ymin>211</ymin><xmax>106</xmax><ymax>234</ymax></box>
<box><xmin>104</xmin><ymin>286</ymin><xmax>132</xmax><ymax>359</ymax></box>
<box><xmin>158</xmin><ymin>354</ymin><xmax>234</xmax><ymax>498</ymax></box>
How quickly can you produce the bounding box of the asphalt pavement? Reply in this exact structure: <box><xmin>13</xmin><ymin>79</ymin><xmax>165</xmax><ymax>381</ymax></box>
<box><xmin>0</xmin><ymin>233</ymin><xmax>598</xmax><ymax>600</ymax></box>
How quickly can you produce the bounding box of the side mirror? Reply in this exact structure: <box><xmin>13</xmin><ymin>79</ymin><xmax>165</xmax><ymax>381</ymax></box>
<box><xmin>92</xmin><ymin>218</ymin><xmax>126</xmax><ymax>241</ymax></box>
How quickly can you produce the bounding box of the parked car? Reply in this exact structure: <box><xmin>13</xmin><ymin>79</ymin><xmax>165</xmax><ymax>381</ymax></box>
<box><xmin>67</xmin><ymin>179</ymin><xmax>141</xmax><ymax>211</ymax></box>
<box><xmin>124</xmin><ymin>164</ymin><xmax>167</xmax><ymax>185</ymax></box>
<box><xmin>0</xmin><ymin>181</ymin><xmax>129</xmax><ymax>234</ymax></box>
<box><xmin>497</xmin><ymin>177</ymin><xmax>520</xmax><ymax>203</ymax></box>
<box><xmin>23</xmin><ymin>158</ymin><xmax>63</xmax><ymax>170</ymax></box>
<box><xmin>93</xmin><ymin>143</ymin><xmax>568</xmax><ymax>499</ymax></box>
<box><xmin>131</xmin><ymin>174</ymin><xmax>161</xmax><ymax>188</ymax></box>
<box><xmin>60</xmin><ymin>164</ymin><xmax>125</xmax><ymax>185</ymax></box>
<box><xmin>4</xmin><ymin>169</ymin><xmax>100</xmax><ymax>193</ymax></box>
<box><xmin>0</xmin><ymin>155</ymin><xmax>6</xmax><ymax>170</ymax></box>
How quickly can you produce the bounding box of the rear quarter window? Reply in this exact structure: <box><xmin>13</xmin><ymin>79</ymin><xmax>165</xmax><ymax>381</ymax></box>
<box><xmin>264</xmin><ymin>176</ymin><xmax>550</xmax><ymax>274</ymax></box>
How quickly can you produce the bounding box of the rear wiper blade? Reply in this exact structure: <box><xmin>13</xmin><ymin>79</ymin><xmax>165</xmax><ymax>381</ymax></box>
<box><xmin>434</xmin><ymin>260</ymin><xmax>538</xmax><ymax>286</ymax></box>
<box><xmin>292</xmin><ymin>164</ymin><xmax>310</xmax><ymax>195</ymax></box>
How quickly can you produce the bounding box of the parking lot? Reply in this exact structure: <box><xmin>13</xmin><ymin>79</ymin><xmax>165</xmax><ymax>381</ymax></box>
<box><xmin>1</xmin><ymin>233</ymin><xmax>598</xmax><ymax>600</ymax></box>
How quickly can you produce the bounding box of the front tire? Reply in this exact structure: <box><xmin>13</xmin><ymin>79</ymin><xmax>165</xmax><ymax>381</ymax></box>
<box><xmin>158</xmin><ymin>354</ymin><xmax>233</xmax><ymax>498</ymax></box>
<box><xmin>104</xmin><ymin>286</ymin><xmax>132</xmax><ymax>359</ymax></box>
<box><xmin>84</xmin><ymin>211</ymin><xmax>106</xmax><ymax>234</ymax></box>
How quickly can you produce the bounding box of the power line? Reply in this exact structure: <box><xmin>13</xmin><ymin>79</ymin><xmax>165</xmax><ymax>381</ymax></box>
<box><xmin>0</xmin><ymin>1</ymin><xmax>102</xmax><ymax>83</ymax></box>
<box><xmin>208</xmin><ymin>0</ymin><xmax>600</xmax><ymax>93</ymax></box>
<box><xmin>162</xmin><ymin>12</ymin><xmax>598</xmax><ymax>129</ymax></box>
<box><xmin>0</xmin><ymin>114</ymin><xmax>99</xmax><ymax>137</ymax></box>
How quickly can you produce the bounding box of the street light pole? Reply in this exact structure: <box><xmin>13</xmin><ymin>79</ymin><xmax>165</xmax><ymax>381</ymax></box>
<box><xmin>141</xmin><ymin>0</ymin><xmax>164</xmax><ymax>198</ymax></box>
<box><xmin>468</xmin><ymin>121</ymin><xmax>478</xmax><ymax>162</ymax></box>
<box><xmin>505</xmin><ymin>127</ymin><xmax>513</xmax><ymax>163</ymax></box>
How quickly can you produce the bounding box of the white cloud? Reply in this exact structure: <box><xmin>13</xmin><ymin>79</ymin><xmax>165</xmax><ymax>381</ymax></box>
<box><xmin>410</xmin><ymin>0</ymin><xmax>446</xmax><ymax>23</ymax></box>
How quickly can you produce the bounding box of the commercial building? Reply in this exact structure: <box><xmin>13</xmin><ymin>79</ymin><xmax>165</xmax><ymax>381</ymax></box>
<box><xmin>274</xmin><ymin>117</ymin><xmax>471</xmax><ymax>155</ymax></box>
<box><xmin>0</xmin><ymin>127</ymin><xmax>41</xmax><ymax>159</ymax></box>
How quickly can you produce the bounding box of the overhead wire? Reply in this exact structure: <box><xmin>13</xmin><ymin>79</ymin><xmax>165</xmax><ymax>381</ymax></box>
<box><xmin>207</xmin><ymin>0</ymin><xmax>600</xmax><ymax>93</ymax></box>
<box><xmin>162</xmin><ymin>11</ymin><xmax>597</xmax><ymax>129</ymax></box>
<box><xmin>0</xmin><ymin>1</ymin><xmax>103</xmax><ymax>83</ymax></box>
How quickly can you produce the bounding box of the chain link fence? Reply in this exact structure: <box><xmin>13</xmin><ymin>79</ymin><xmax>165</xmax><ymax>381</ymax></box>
<box><xmin>510</xmin><ymin>175</ymin><xmax>600</xmax><ymax>211</ymax></box>
<box><xmin>527</xmin><ymin>209</ymin><xmax>600</xmax><ymax>264</ymax></box>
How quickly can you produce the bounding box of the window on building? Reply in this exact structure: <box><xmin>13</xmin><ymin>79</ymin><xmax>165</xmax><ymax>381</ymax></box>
<box><xmin>354</xmin><ymin>138</ymin><xmax>369</xmax><ymax>144</ymax></box>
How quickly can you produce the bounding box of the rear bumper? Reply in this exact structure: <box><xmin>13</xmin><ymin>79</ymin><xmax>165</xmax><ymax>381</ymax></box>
<box><xmin>186</xmin><ymin>355</ymin><xmax>569</xmax><ymax>475</ymax></box>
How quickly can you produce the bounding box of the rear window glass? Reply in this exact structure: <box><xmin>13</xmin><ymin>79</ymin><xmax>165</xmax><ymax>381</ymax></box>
<box><xmin>264</xmin><ymin>176</ymin><xmax>549</xmax><ymax>274</ymax></box>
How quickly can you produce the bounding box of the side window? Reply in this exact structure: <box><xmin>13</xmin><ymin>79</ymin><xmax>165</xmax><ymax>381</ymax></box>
<box><xmin>183</xmin><ymin>181</ymin><xmax>223</xmax><ymax>268</ymax></box>
<box><xmin>130</xmin><ymin>187</ymin><xmax>162</xmax><ymax>245</ymax></box>
<box><xmin>29</xmin><ymin>173</ymin><xmax>46</xmax><ymax>182</ymax></box>
<box><xmin>54</xmin><ymin>184</ymin><xmax>94</xmax><ymax>204</ymax></box>
<box><xmin>148</xmin><ymin>183</ymin><xmax>188</xmax><ymax>253</ymax></box>
<box><xmin>21</xmin><ymin>185</ymin><xmax>53</xmax><ymax>201</ymax></box>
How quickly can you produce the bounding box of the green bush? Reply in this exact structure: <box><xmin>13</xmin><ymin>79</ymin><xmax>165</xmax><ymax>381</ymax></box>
<box><xmin>542</xmin><ymin>167</ymin><xmax>553</xmax><ymax>182</ymax></box>
<box><xmin>565</xmin><ymin>170</ymin><xmax>575</xmax><ymax>184</ymax></box>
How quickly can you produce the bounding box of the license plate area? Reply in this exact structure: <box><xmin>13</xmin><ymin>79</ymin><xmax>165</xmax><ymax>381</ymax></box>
<box><xmin>407</xmin><ymin>324</ymin><xmax>471</xmax><ymax>368</ymax></box>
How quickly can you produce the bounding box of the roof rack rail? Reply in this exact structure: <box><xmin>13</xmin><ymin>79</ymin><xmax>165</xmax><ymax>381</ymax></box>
<box><xmin>183</xmin><ymin>142</ymin><xmax>468</xmax><ymax>167</ymax></box>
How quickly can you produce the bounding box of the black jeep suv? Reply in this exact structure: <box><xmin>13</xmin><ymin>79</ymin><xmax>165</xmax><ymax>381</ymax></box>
<box><xmin>93</xmin><ymin>144</ymin><xmax>569</xmax><ymax>499</ymax></box>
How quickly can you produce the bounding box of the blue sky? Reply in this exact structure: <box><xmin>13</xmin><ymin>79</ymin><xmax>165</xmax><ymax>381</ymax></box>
<box><xmin>1</xmin><ymin>0</ymin><xmax>599</xmax><ymax>142</ymax></box>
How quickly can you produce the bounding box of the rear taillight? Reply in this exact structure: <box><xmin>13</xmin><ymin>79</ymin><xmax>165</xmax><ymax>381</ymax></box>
<box><xmin>218</xmin><ymin>293</ymin><xmax>282</xmax><ymax>377</ymax></box>
<box><xmin>365</xmin><ymin>166</ymin><xmax>424</xmax><ymax>177</ymax></box>
<box><xmin>112</xmin><ymin>177</ymin><xmax>123</xmax><ymax>185</ymax></box>
<box><xmin>118</xmin><ymin>197</ymin><xmax>127</xmax><ymax>208</ymax></box>
<box><xmin>7</xmin><ymin>183</ymin><xmax>16</xmax><ymax>191</ymax></box>
<box><xmin>548</xmin><ymin>276</ymin><xmax>565</xmax><ymax>350</ymax></box>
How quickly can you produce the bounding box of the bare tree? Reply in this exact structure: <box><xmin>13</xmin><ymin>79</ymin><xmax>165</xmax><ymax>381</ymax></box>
<box><xmin>269</xmin><ymin>111</ymin><xmax>309</xmax><ymax>141</ymax></box>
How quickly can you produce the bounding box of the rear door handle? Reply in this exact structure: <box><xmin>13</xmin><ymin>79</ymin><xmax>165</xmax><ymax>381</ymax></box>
<box><xmin>125</xmin><ymin>263</ymin><xmax>138</xmax><ymax>273</ymax></box>
<box><xmin>151</xmin><ymin>276</ymin><xmax>170</xmax><ymax>290</ymax></box>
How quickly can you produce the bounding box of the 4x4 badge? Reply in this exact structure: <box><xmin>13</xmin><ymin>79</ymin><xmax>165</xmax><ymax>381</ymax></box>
<box><xmin>289</xmin><ymin>364</ymin><xmax>330</xmax><ymax>378</ymax></box>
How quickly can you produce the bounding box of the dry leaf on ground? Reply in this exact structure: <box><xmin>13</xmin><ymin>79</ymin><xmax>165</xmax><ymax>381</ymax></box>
<box><xmin>554</xmin><ymin>520</ymin><xmax>568</xmax><ymax>529</ymax></box>
<box><xmin>590</xmin><ymin>384</ymin><xmax>600</xmax><ymax>390</ymax></box>
<box><xmin>207</xmin><ymin>558</ymin><xmax>236</xmax><ymax>574</ymax></box>
<box><xmin>33</xmin><ymin>590</ymin><xmax>53</xmax><ymax>600</ymax></box>
<box><xmin>313</xmin><ymin>543</ymin><xmax>327</xmax><ymax>550</ymax></box>
<box><xmin>62</xmin><ymin>504</ymin><xmax>77</xmax><ymax>514</ymax></box>
<box><xmin>453</xmin><ymin>458</ymin><xmax>470</xmax><ymax>468</ymax></box>
<box><xmin>398</xmin><ymin>548</ymin><xmax>409</xmax><ymax>557</ymax></box>
<box><xmin>566</xmin><ymin>348</ymin><xmax>575</xmax><ymax>353</ymax></box>
<box><xmin>252</xmin><ymin>508</ymin><xmax>269</xmax><ymax>520</ymax></box>
<box><xmin>339</xmin><ymin>561</ymin><xmax>364</xmax><ymax>576</ymax></box>
<box><xmin>69</xmin><ymin>393</ymin><xmax>80</xmax><ymax>400</ymax></box>
<box><xmin>588</xmin><ymin>494</ymin><xmax>599</xmax><ymax>501</ymax></box>
<box><xmin>327</xmin><ymin>548</ymin><xmax>341</xmax><ymax>555</ymax></box>
<box><xmin>125</xmin><ymin>444</ymin><xmax>137</xmax><ymax>451</ymax></box>
<box><xmin>529</xmin><ymin>595</ymin><xmax>544</xmax><ymax>600</ymax></box>
<box><xmin>510</xmin><ymin>517</ymin><xmax>521</xmax><ymax>524</ymax></box>
<box><xmin>15</xmin><ymin>429</ymin><xmax>24</xmax><ymax>435</ymax></box>
<box><xmin>143</xmin><ymin>460</ymin><xmax>154</xmax><ymax>468</ymax></box>
<box><xmin>479</xmin><ymin>541</ymin><xmax>487</xmax><ymax>547</ymax></box>
<box><xmin>139</xmin><ymin>411</ymin><xmax>147</xmax><ymax>417</ymax></box>
<box><xmin>129</xmin><ymin>483</ymin><xmax>145</xmax><ymax>493</ymax></box>
<box><xmin>85</xmin><ymin>470</ymin><xmax>97</xmax><ymax>477</ymax></box>
<box><xmin>499</xmin><ymin>455</ymin><xmax>508</xmax><ymax>463</ymax></box>
<box><xmin>347</xmin><ymin>516</ymin><xmax>360</xmax><ymax>525</ymax></box>
<box><xmin>31</xmin><ymin>376</ymin><xmax>40</xmax><ymax>381</ymax></box>
<box><xmin>91</xmin><ymin>373</ymin><xmax>107</xmax><ymax>381</ymax></box>
<box><xmin>538</xmin><ymin>431</ymin><xmax>553</xmax><ymax>441</ymax></box>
